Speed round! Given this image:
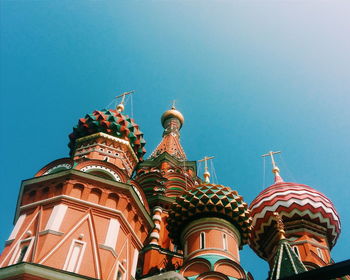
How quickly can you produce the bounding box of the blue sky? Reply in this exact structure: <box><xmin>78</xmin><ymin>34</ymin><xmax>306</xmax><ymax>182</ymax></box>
<box><xmin>1</xmin><ymin>0</ymin><xmax>349</xmax><ymax>277</ymax></box>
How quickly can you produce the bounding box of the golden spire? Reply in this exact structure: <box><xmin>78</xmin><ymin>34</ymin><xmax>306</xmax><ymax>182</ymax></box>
<box><xmin>198</xmin><ymin>156</ymin><xmax>215</xmax><ymax>183</ymax></box>
<box><xmin>262</xmin><ymin>151</ymin><xmax>284</xmax><ymax>183</ymax></box>
<box><xmin>272</xmin><ymin>212</ymin><xmax>286</xmax><ymax>240</ymax></box>
<box><xmin>115</xmin><ymin>90</ymin><xmax>135</xmax><ymax>112</ymax></box>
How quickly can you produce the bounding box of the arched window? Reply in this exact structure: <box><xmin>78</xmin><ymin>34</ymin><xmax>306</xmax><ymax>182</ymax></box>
<box><xmin>223</xmin><ymin>233</ymin><xmax>227</xmax><ymax>251</ymax></box>
<box><xmin>71</xmin><ymin>184</ymin><xmax>84</xmax><ymax>199</ymax></box>
<box><xmin>200</xmin><ymin>232</ymin><xmax>205</xmax><ymax>249</ymax></box>
<box><xmin>88</xmin><ymin>188</ymin><xmax>102</xmax><ymax>204</ymax></box>
<box><xmin>317</xmin><ymin>247</ymin><xmax>324</xmax><ymax>261</ymax></box>
<box><xmin>293</xmin><ymin>246</ymin><xmax>300</xmax><ymax>258</ymax></box>
<box><xmin>17</xmin><ymin>245</ymin><xmax>29</xmax><ymax>263</ymax></box>
<box><xmin>106</xmin><ymin>193</ymin><xmax>119</xmax><ymax>209</ymax></box>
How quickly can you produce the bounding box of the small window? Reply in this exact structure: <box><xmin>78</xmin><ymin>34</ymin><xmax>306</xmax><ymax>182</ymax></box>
<box><xmin>223</xmin><ymin>233</ymin><xmax>227</xmax><ymax>251</ymax></box>
<box><xmin>9</xmin><ymin>237</ymin><xmax>34</xmax><ymax>265</ymax></box>
<box><xmin>317</xmin><ymin>248</ymin><xmax>324</xmax><ymax>261</ymax></box>
<box><xmin>17</xmin><ymin>245</ymin><xmax>29</xmax><ymax>263</ymax></box>
<box><xmin>104</xmin><ymin>157</ymin><xmax>109</xmax><ymax>162</ymax></box>
<box><xmin>293</xmin><ymin>246</ymin><xmax>300</xmax><ymax>258</ymax></box>
<box><xmin>200</xmin><ymin>232</ymin><xmax>205</xmax><ymax>249</ymax></box>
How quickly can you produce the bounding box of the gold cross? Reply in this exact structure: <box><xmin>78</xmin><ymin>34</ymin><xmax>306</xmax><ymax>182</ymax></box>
<box><xmin>262</xmin><ymin>151</ymin><xmax>281</xmax><ymax>170</ymax></box>
<box><xmin>172</xmin><ymin>100</ymin><xmax>176</xmax><ymax>109</ymax></box>
<box><xmin>116</xmin><ymin>90</ymin><xmax>135</xmax><ymax>105</ymax></box>
<box><xmin>198</xmin><ymin>156</ymin><xmax>215</xmax><ymax>172</ymax></box>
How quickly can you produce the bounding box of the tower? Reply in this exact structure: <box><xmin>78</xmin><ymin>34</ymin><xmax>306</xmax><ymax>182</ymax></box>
<box><xmin>166</xmin><ymin>166</ymin><xmax>253</xmax><ymax>279</ymax></box>
<box><xmin>0</xmin><ymin>104</ymin><xmax>153</xmax><ymax>279</ymax></box>
<box><xmin>249</xmin><ymin>153</ymin><xmax>341</xmax><ymax>277</ymax></box>
<box><xmin>135</xmin><ymin>105</ymin><xmax>199</xmax><ymax>275</ymax></box>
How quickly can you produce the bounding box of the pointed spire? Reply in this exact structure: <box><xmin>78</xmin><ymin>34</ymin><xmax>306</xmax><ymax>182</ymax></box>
<box><xmin>198</xmin><ymin>156</ymin><xmax>215</xmax><ymax>183</ymax></box>
<box><xmin>269</xmin><ymin>239</ymin><xmax>307</xmax><ymax>280</ymax></box>
<box><xmin>262</xmin><ymin>151</ymin><xmax>284</xmax><ymax>184</ymax></box>
<box><xmin>149</xmin><ymin>103</ymin><xmax>186</xmax><ymax>160</ymax></box>
<box><xmin>269</xmin><ymin>212</ymin><xmax>307</xmax><ymax>279</ymax></box>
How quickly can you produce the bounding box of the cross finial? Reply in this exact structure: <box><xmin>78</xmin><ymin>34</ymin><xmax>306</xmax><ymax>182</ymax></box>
<box><xmin>198</xmin><ymin>156</ymin><xmax>215</xmax><ymax>183</ymax></box>
<box><xmin>171</xmin><ymin>100</ymin><xmax>176</xmax><ymax>109</ymax></box>
<box><xmin>115</xmin><ymin>90</ymin><xmax>135</xmax><ymax>112</ymax></box>
<box><xmin>262</xmin><ymin>151</ymin><xmax>284</xmax><ymax>183</ymax></box>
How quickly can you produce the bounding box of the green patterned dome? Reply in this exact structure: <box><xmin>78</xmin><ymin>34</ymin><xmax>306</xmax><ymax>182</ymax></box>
<box><xmin>167</xmin><ymin>183</ymin><xmax>252</xmax><ymax>247</ymax></box>
<box><xmin>68</xmin><ymin>109</ymin><xmax>146</xmax><ymax>160</ymax></box>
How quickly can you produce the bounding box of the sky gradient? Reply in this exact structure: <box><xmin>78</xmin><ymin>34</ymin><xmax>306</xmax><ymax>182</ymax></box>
<box><xmin>1</xmin><ymin>0</ymin><xmax>350</xmax><ymax>278</ymax></box>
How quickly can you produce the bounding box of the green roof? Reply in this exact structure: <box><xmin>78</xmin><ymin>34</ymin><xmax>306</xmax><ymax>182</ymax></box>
<box><xmin>269</xmin><ymin>239</ymin><xmax>307</xmax><ymax>280</ymax></box>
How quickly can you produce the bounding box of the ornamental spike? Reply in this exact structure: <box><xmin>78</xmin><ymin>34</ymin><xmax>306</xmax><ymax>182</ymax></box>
<box><xmin>198</xmin><ymin>156</ymin><xmax>215</xmax><ymax>183</ymax></box>
<box><xmin>262</xmin><ymin>151</ymin><xmax>284</xmax><ymax>184</ymax></box>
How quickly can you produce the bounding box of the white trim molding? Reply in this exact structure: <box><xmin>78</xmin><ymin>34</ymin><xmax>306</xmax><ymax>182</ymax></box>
<box><xmin>63</xmin><ymin>239</ymin><xmax>86</xmax><ymax>273</ymax></box>
<box><xmin>45</xmin><ymin>204</ymin><xmax>68</xmax><ymax>232</ymax></box>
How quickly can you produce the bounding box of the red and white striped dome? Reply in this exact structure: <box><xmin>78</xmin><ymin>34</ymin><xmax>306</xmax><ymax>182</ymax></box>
<box><xmin>249</xmin><ymin>181</ymin><xmax>341</xmax><ymax>259</ymax></box>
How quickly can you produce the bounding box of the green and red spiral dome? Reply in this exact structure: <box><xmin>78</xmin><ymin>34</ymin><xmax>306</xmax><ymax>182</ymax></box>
<box><xmin>249</xmin><ymin>181</ymin><xmax>341</xmax><ymax>259</ymax></box>
<box><xmin>68</xmin><ymin>109</ymin><xmax>146</xmax><ymax>160</ymax></box>
<box><xmin>167</xmin><ymin>183</ymin><xmax>252</xmax><ymax>247</ymax></box>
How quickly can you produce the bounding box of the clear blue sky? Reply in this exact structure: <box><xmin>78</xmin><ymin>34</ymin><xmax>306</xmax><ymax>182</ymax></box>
<box><xmin>1</xmin><ymin>0</ymin><xmax>349</xmax><ymax>278</ymax></box>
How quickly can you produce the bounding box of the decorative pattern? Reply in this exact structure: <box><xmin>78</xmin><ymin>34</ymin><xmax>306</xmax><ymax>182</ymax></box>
<box><xmin>68</xmin><ymin>109</ymin><xmax>146</xmax><ymax>160</ymax></box>
<box><xmin>149</xmin><ymin>133</ymin><xmax>186</xmax><ymax>160</ymax></box>
<box><xmin>80</xmin><ymin>165</ymin><xmax>121</xmax><ymax>182</ymax></box>
<box><xmin>132</xmin><ymin>185</ymin><xmax>144</xmax><ymax>205</ymax></box>
<box><xmin>249</xmin><ymin>182</ymin><xmax>341</xmax><ymax>258</ymax></box>
<box><xmin>269</xmin><ymin>239</ymin><xmax>307</xmax><ymax>280</ymax></box>
<box><xmin>43</xmin><ymin>163</ymin><xmax>72</xmax><ymax>175</ymax></box>
<box><xmin>167</xmin><ymin>183</ymin><xmax>252</xmax><ymax>247</ymax></box>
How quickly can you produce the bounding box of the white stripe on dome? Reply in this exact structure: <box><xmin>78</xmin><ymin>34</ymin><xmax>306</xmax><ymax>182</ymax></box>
<box><xmin>252</xmin><ymin>198</ymin><xmax>340</xmax><ymax>226</ymax></box>
<box><xmin>251</xmin><ymin>189</ymin><xmax>333</xmax><ymax>210</ymax></box>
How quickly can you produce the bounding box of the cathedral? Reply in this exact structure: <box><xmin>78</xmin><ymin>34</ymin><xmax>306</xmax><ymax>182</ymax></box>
<box><xmin>0</xmin><ymin>97</ymin><xmax>349</xmax><ymax>280</ymax></box>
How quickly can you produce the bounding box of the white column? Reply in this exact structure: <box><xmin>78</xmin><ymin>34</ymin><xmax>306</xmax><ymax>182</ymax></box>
<box><xmin>45</xmin><ymin>204</ymin><xmax>68</xmax><ymax>232</ymax></box>
<box><xmin>131</xmin><ymin>248</ymin><xmax>139</xmax><ymax>277</ymax></box>
<box><xmin>104</xmin><ymin>219</ymin><xmax>120</xmax><ymax>249</ymax></box>
<box><xmin>8</xmin><ymin>214</ymin><xmax>26</xmax><ymax>240</ymax></box>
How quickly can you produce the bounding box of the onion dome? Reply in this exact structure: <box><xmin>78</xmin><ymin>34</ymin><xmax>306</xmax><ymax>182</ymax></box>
<box><xmin>68</xmin><ymin>109</ymin><xmax>146</xmax><ymax>160</ymax></box>
<box><xmin>249</xmin><ymin>181</ymin><xmax>341</xmax><ymax>259</ymax></box>
<box><xmin>150</xmin><ymin>105</ymin><xmax>186</xmax><ymax>160</ymax></box>
<box><xmin>167</xmin><ymin>183</ymin><xmax>252</xmax><ymax>247</ymax></box>
<box><xmin>161</xmin><ymin>106</ymin><xmax>184</xmax><ymax>129</ymax></box>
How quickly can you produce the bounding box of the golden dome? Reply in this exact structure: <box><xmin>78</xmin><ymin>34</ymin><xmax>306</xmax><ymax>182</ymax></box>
<box><xmin>161</xmin><ymin>107</ymin><xmax>184</xmax><ymax>128</ymax></box>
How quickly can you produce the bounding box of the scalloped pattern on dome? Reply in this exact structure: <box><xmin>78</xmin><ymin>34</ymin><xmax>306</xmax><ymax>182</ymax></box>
<box><xmin>167</xmin><ymin>183</ymin><xmax>252</xmax><ymax>246</ymax></box>
<box><xmin>68</xmin><ymin>109</ymin><xmax>146</xmax><ymax>160</ymax></box>
<box><xmin>249</xmin><ymin>182</ymin><xmax>341</xmax><ymax>258</ymax></box>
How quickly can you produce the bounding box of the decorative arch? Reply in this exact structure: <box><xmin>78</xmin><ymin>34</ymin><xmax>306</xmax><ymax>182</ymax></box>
<box><xmin>70</xmin><ymin>184</ymin><xmax>84</xmax><ymax>199</ymax></box>
<box><xmin>182</xmin><ymin>258</ymin><xmax>211</xmax><ymax>278</ymax></box>
<box><xmin>74</xmin><ymin>160</ymin><xmax>126</xmax><ymax>182</ymax></box>
<box><xmin>28</xmin><ymin>190</ymin><xmax>37</xmax><ymax>203</ymax></box>
<box><xmin>88</xmin><ymin>188</ymin><xmax>102</xmax><ymax>204</ymax></box>
<box><xmin>213</xmin><ymin>259</ymin><xmax>244</xmax><ymax>279</ymax></box>
<box><xmin>35</xmin><ymin>158</ymin><xmax>73</xmax><ymax>177</ymax></box>
<box><xmin>105</xmin><ymin>193</ymin><xmax>119</xmax><ymax>209</ymax></box>
<box><xmin>55</xmin><ymin>183</ymin><xmax>63</xmax><ymax>196</ymax></box>
<box><xmin>196</xmin><ymin>271</ymin><xmax>230</xmax><ymax>280</ymax></box>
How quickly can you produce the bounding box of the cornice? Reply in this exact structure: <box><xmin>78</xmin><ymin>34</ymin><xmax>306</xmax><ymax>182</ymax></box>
<box><xmin>15</xmin><ymin>169</ymin><xmax>153</xmax><ymax>228</ymax></box>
